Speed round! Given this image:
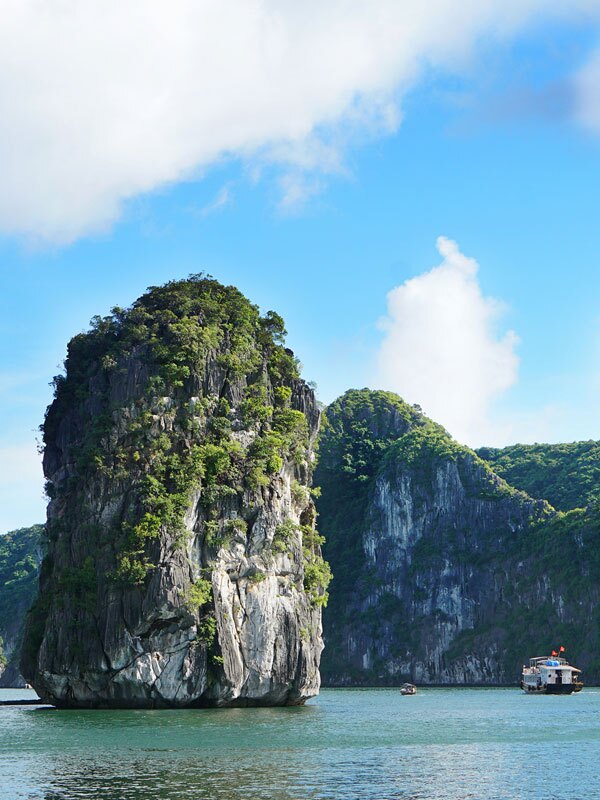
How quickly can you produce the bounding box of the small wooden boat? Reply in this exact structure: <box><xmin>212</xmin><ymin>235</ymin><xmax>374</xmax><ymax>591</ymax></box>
<box><xmin>400</xmin><ymin>683</ymin><xmax>417</xmax><ymax>695</ymax></box>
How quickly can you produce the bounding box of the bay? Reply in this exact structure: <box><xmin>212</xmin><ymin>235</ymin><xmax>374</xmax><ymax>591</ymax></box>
<box><xmin>2</xmin><ymin>687</ymin><xmax>600</xmax><ymax>799</ymax></box>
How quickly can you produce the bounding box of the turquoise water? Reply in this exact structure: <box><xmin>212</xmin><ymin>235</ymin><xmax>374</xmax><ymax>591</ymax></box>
<box><xmin>2</xmin><ymin>687</ymin><xmax>600</xmax><ymax>799</ymax></box>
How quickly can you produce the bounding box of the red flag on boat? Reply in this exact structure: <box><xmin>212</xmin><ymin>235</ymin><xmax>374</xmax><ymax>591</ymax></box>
<box><xmin>559</xmin><ymin>646</ymin><xmax>565</xmax><ymax>652</ymax></box>
<box><xmin>551</xmin><ymin>650</ymin><xmax>558</xmax><ymax>656</ymax></box>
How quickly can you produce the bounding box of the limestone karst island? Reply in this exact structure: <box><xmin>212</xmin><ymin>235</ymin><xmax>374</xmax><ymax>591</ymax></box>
<box><xmin>20</xmin><ymin>278</ymin><xmax>328</xmax><ymax>708</ymax></box>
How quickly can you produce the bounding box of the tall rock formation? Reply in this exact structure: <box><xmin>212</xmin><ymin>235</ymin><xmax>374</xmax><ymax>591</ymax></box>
<box><xmin>316</xmin><ymin>389</ymin><xmax>600</xmax><ymax>685</ymax></box>
<box><xmin>21</xmin><ymin>277</ymin><xmax>330</xmax><ymax>708</ymax></box>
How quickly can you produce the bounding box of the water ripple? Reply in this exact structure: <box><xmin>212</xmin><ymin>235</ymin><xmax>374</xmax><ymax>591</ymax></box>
<box><xmin>2</xmin><ymin>688</ymin><xmax>600</xmax><ymax>799</ymax></box>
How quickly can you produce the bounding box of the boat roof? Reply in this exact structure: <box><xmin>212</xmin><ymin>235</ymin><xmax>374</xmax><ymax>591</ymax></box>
<box><xmin>530</xmin><ymin>656</ymin><xmax>568</xmax><ymax>664</ymax></box>
<box><xmin>539</xmin><ymin>664</ymin><xmax>580</xmax><ymax>671</ymax></box>
<box><xmin>528</xmin><ymin>656</ymin><xmax>580</xmax><ymax>671</ymax></box>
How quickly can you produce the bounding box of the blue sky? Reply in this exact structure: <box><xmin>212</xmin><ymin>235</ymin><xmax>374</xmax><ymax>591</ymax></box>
<box><xmin>1</xmin><ymin>5</ymin><xmax>600</xmax><ymax>531</ymax></box>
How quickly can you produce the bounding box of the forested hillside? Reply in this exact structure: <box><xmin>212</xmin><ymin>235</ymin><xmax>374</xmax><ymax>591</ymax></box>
<box><xmin>0</xmin><ymin>525</ymin><xmax>44</xmax><ymax>686</ymax></box>
<box><xmin>477</xmin><ymin>441</ymin><xmax>600</xmax><ymax>512</ymax></box>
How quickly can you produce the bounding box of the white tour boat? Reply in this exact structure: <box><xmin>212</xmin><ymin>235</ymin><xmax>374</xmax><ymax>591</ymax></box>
<box><xmin>521</xmin><ymin>654</ymin><xmax>583</xmax><ymax>694</ymax></box>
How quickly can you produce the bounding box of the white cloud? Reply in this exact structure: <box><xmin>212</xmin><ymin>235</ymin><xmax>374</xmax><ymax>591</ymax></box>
<box><xmin>2</xmin><ymin>1</ymin><xmax>600</xmax><ymax>243</ymax></box>
<box><xmin>278</xmin><ymin>172</ymin><xmax>325</xmax><ymax>212</ymax></box>
<box><xmin>195</xmin><ymin>184</ymin><xmax>233</xmax><ymax>218</ymax></box>
<box><xmin>0</xmin><ymin>442</ymin><xmax>45</xmax><ymax>533</ymax></box>
<box><xmin>376</xmin><ymin>237</ymin><xmax>520</xmax><ymax>446</ymax></box>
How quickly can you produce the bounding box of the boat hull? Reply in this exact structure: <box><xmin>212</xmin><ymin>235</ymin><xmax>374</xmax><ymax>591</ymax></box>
<box><xmin>546</xmin><ymin>683</ymin><xmax>583</xmax><ymax>694</ymax></box>
<box><xmin>521</xmin><ymin>681</ymin><xmax>583</xmax><ymax>695</ymax></box>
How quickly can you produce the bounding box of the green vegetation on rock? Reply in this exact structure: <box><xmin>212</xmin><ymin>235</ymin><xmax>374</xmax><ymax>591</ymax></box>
<box><xmin>477</xmin><ymin>441</ymin><xmax>600</xmax><ymax>511</ymax></box>
<box><xmin>317</xmin><ymin>389</ymin><xmax>424</xmax><ymax>482</ymax></box>
<box><xmin>0</xmin><ymin>526</ymin><xmax>43</xmax><ymax>622</ymax></box>
<box><xmin>0</xmin><ymin>525</ymin><xmax>44</xmax><ymax>683</ymax></box>
<box><xmin>184</xmin><ymin>577</ymin><xmax>212</xmax><ymax>610</ymax></box>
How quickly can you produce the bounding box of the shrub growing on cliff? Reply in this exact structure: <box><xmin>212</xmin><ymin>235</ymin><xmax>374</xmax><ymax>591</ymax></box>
<box><xmin>302</xmin><ymin>526</ymin><xmax>332</xmax><ymax>606</ymax></box>
<box><xmin>272</xmin><ymin>519</ymin><xmax>297</xmax><ymax>554</ymax></box>
<box><xmin>184</xmin><ymin>578</ymin><xmax>212</xmax><ymax>610</ymax></box>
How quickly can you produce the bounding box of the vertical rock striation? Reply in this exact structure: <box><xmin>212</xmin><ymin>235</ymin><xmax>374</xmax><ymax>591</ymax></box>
<box><xmin>21</xmin><ymin>277</ymin><xmax>329</xmax><ymax>707</ymax></box>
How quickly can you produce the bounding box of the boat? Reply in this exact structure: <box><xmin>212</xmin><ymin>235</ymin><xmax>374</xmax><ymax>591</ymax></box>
<box><xmin>400</xmin><ymin>683</ymin><xmax>417</xmax><ymax>695</ymax></box>
<box><xmin>520</xmin><ymin>651</ymin><xmax>583</xmax><ymax>694</ymax></box>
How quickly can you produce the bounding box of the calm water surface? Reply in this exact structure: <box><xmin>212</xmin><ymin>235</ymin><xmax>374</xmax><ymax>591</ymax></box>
<box><xmin>2</xmin><ymin>686</ymin><xmax>600</xmax><ymax>799</ymax></box>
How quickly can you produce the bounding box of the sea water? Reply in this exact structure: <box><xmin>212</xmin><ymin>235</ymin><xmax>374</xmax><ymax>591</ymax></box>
<box><xmin>2</xmin><ymin>686</ymin><xmax>600</xmax><ymax>799</ymax></box>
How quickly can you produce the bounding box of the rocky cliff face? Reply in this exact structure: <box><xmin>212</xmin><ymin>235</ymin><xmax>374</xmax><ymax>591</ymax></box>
<box><xmin>317</xmin><ymin>390</ymin><xmax>600</xmax><ymax>685</ymax></box>
<box><xmin>21</xmin><ymin>277</ymin><xmax>329</xmax><ymax>707</ymax></box>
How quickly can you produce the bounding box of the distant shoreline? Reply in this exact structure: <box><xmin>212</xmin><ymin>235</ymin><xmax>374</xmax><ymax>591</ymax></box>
<box><xmin>322</xmin><ymin>682</ymin><xmax>597</xmax><ymax>688</ymax></box>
